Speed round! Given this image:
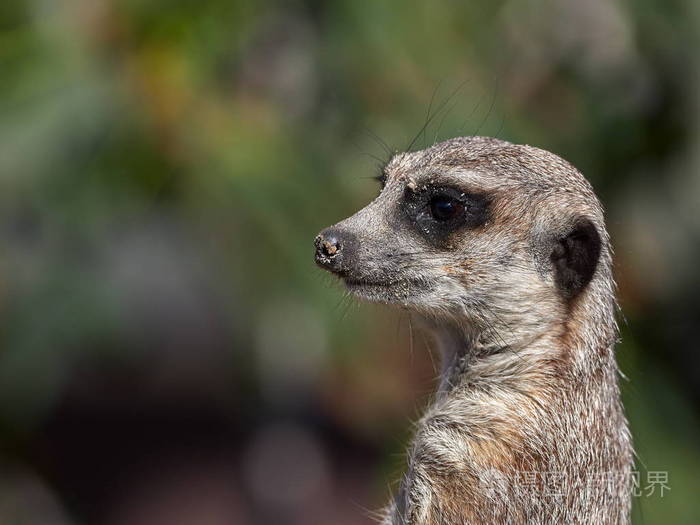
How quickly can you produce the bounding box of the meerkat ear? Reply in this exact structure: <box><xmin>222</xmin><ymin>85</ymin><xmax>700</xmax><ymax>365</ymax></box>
<box><xmin>551</xmin><ymin>218</ymin><xmax>601</xmax><ymax>300</ymax></box>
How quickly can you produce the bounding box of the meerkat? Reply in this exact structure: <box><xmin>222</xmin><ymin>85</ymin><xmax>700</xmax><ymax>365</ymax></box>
<box><xmin>314</xmin><ymin>136</ymin><xmax>633</xmax><ymax>524</ymax></box>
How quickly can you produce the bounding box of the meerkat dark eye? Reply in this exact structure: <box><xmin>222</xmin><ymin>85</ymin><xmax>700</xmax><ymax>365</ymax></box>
<box><xmin>430</xmin><ymin>195</ymin><xmax>464</xmax><ymax>221</ymax></box>
<box><xmin>403</xmin><ymin>184</ymin><xmax>492</xmax><ymax>247</ymax></box>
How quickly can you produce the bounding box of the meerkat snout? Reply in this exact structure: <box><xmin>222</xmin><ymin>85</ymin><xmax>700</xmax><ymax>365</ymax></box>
<box><xmin>314</xmin><ymin>228</ymin><xmax>357</xmax><ymax>275</ymax></box>
<box><xmin>314</xmin><ymin>231</ymin><xmax>341</xmax><ymax>270</ymax></box>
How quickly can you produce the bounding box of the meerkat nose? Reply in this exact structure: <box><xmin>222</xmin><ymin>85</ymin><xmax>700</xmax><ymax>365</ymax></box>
<box><xmin>314</xmin><ymin>229</ymin><xmax>345</xmax><ymax>273</ymax></box>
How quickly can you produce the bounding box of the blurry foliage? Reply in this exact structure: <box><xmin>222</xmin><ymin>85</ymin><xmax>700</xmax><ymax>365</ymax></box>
<box><xmin>0</xmin><ymin>0</ymin><xmax>699</xmax><ymax>524</ymax></box>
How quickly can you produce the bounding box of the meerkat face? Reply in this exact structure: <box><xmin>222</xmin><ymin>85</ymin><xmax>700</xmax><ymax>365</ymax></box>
<box><xmin>315</xmin><ymin>137</ymin><xmax>605</xmax><ymax>333</ymax></box>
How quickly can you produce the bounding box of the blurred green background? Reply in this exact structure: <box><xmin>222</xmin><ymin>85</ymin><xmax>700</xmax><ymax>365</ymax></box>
<box><xmin>1</xmin><ymin>1</ymin><xmax>699</xmax><ymax>524</ymax></box>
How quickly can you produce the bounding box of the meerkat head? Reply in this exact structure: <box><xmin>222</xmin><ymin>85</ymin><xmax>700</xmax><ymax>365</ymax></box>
<box><xmin>315</xmin><ymin>137</ymin><xmax>612</xmax><ymax>347</ymax></box>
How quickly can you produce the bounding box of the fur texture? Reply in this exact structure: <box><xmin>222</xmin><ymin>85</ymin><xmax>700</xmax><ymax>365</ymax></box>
<box><xmin>315</xmin><ymin>137</ymin><xmax>633</xmax><ymax>524</ymax></box>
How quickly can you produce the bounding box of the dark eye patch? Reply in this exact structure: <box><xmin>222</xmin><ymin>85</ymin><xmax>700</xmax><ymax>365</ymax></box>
<box><xmin>403</xmin><ymin>184</ymin><xmax>491</xmax><ymax>245</ymax></box>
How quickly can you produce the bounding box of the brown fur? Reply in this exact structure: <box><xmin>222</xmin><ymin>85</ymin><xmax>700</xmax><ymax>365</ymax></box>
<box><xmin>315</xmin><ymin>137</ymin><xmax>633</xmax><ymax>524</ymax></box>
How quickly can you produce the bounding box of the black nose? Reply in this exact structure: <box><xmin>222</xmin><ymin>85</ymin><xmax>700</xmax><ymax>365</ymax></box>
<box><xmin>314</xmin><ymin>229</ymin><xmax>347</xmax><ymax>274</ymax></box>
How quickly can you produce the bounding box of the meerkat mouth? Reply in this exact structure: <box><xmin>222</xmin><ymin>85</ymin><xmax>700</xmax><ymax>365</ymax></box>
<box><xmin>342</xmin><ymin>277</ymin><xmax>429</xmax><ymax>304</ymax></box>
<box><xmin>344</xmin><ymin>278</ymin><xmax>392</xmax><ymax>288</ymax></box>
<box><xmin>344</xmin><ymin>277</ymin><xmax>424</xmax><ymax>288</ymax></box>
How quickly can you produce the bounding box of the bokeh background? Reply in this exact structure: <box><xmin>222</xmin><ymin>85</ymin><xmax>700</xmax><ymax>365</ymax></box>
<box><xmin>1</xmin><ymin>1</ymin><xmax>699</xmax><ymax>523</ymax></box>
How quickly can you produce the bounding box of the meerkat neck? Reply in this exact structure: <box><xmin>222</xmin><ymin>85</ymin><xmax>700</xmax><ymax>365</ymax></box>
<box><xmin>431</xmin><ymin>321</ymin><xmax>557</xmax><ymax>397</ymax></box>
<box><xmin>428</xmin><ymin>293</ymin><xmax>618</xmax><ymax>398</ymax></box>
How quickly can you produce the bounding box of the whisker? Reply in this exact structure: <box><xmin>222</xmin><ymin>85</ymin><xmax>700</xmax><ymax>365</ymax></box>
<box><xmin>422</xmin><ymin>78</ymin><xmax>443</xmax><ymax>148</ymax></box>
<box><xmin>494</xmin><ymin>109</ymin><xmax>506</xmax><ymax>140</ymax></box>
<box><xmin>420</xmin><ymin>329</ymin><xmax>439</xmax><ymax>377</ymax></box>
<box><xmin>406</xmin><ymin>78</ymin><xmax>470</xmax><ymax>152</ymax></box>
<box><xmin>433</xmin><ymin>98</ymin><xmax>460</xmax><ymax>145</ymax></box>
<box><xmin>363</xmin><ymin>127</ymin><xmax>393</xmax><ymax>157</ymax></box>
<box><xmin>472</xmin><ymin>78</ymin><xmax>499</xmax><ymax>138</ymax></box>
<box><xmin>458</xmin><ymin>91</ymin><xmax>486</xmax><ymax>134</ymax></box>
